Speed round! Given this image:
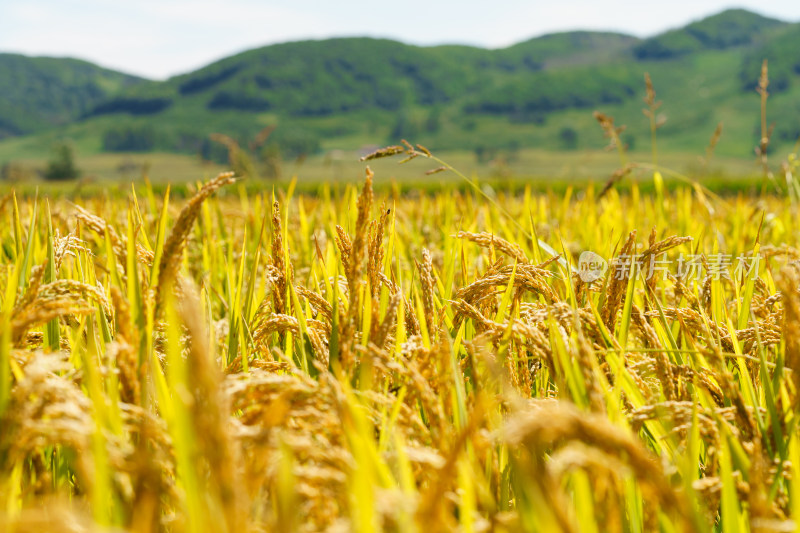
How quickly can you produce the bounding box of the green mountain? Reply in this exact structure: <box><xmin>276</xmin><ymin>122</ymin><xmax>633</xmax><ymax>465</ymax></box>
<box><xmin>633</xmin><ymin>8</ymin><xmax>786</xmax><ymax>59</ymax></box>
<box><xmin>0</xmin><ymin>54</ymin><xmax>143</xmax><ymax>139</ymax></box>
<box><xmin>2</xmin><ymin>8</ymin><xmax>800</xmax><ymax>166</ymax></box>
<box><xmin>96</xmin><ymin>32</ymin><xmax>640</xmax><ymax>119</ymax></box>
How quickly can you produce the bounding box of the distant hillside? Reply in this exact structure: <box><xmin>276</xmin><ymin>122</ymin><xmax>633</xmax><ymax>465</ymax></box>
<box><xmin>633</xmin><ymin>9</ymin><xmax>786</xmax><ymax>59</ymax></box>
<box><xmin>0</xmin><ymin>54</ymin><xmax>143</xmax><ymax>139</ymax></box>
<box><xmin>499</xmin><ymin>32</ymin><xmax>639</xmax><ymax>68</ymax></box>
<box><xmin>741</xmin><ymin>23</ymin><xmax>800</xmax><ymax>91</ymax></box>
<box><xmin>141</xmin><ymin>33</ymin><xmax>639</xmax><ymax>118</ymax></box>
<box><xmin>55</xmin><ymin>32</ymin><xmax>647</xmax><ymax>158</ymax></box>
<box><xmin>1</xmin><ymin>8</ymin><xmax>800</xmax><ymax>165</ymax></box>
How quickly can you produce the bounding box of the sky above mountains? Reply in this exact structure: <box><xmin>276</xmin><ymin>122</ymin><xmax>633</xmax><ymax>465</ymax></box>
<box><xmin>1</xmin><ymin>0</ymin><xmax>799</xmax><ymax>80</ymax></box>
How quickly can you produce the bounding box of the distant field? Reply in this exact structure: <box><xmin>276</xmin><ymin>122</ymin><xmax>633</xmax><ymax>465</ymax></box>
<box><xmin>0</xmin><ymin>144</ymin><xmax>783</xmax><ymax>190</ymax></box>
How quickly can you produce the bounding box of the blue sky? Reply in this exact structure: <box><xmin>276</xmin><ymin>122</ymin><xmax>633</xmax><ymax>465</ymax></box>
<box><xmin>1</xmin><ymin>0</ymin><xmax>799</xmax><ymax>80</ymax></box>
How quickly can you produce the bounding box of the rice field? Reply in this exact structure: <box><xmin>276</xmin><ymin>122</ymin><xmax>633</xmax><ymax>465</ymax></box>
<box><xmin>2</xmin><ymin>141</ymin><xmax>800</xmax><ymax>532</ymax></box>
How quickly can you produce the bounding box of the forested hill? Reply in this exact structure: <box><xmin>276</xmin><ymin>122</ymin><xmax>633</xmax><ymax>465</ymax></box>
<box><xmin>0</xmin><ymin>54</ymin><xmax>143</xmax><ymax>139</ymax></box>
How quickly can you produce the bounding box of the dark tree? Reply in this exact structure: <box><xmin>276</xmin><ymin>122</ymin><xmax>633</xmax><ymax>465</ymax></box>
<box><xmin>43</xmin><ymin>142</ymin><xmax>80</xmax><ymax>181</ymax></box>
<box><xmin>559</xmin><ymin>127</ymin><xmax>579</xmax><ymax>150</ymax></box>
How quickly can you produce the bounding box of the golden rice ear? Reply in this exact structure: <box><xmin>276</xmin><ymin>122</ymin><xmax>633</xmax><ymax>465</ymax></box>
<box><xmin>416</xmin><ymin>248</ymin><xmax>437</xmax><ymax>340</ymax></box>
<box><xmin>337</xmin><ymin>167</ymin><xmax>374</xmax><ymax>369</ymax></box>
<box><xmin>177</xmin><ymin>281</ymin><xmax>247</xmax><ymax>533</ymax></box>
<box><xmin>156</xmin><ymin>171</ymin><xmax>236</xmax><ymax>308</ymax></box>
<box><xmin>601</xmin><ymin>230</ymin><xmax>637</xmax><ymax>330</ymax></box>
<box><xmin>457</xmin><ymin>231</ymin><xmax>529</xmax><ymax>264</ymax></box>
<box><xmin>779</xmin><ymin>265</ymin><xmax>800</xmax><ymax>409</ymax></box>
<box><xmin>270</xmin><ymin>199</ymin><xmax>289</xmax><ymax>316</ymax></box>
<box><xmin>373</xmin><ymin>290</ymin><xmax>401</xmax><ymax>349</ymax></box>
<box><xmin>504</xmin><ymin>400</ymin><xmax>694</xmax><ymax>528</ymax></box>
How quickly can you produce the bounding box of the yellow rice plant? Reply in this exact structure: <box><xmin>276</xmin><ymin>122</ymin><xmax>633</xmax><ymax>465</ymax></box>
<box><xmin>2</xmin><ymin>130</ymin><xmax>800</xmax><ymax>532</ymax></box>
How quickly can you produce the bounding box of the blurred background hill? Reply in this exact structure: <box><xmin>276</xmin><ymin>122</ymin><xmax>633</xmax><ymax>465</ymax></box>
<box><xmin>1</xmin><ymin>8</ymin><xmax>799</xmax><ymax>183</ymax></box>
